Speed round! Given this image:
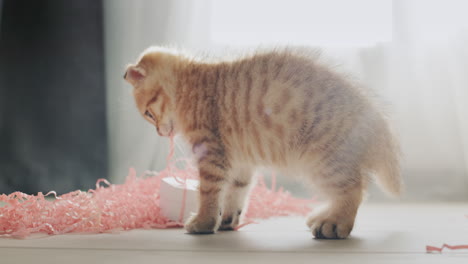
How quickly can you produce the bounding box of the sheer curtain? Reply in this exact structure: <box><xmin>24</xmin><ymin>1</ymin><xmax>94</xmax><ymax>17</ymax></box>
<box><xmin>104</xmin><ymin>0</ymin><xmax>468</xmax><ymax>201</ymax></box>
<box><xmin>103</xmin><ymin>0</ymin><xmax>211</xmax><ymax>181</ymax></box>
<box><xmin>379</xmin><ymin>0</ymin><xmax>468</xmax><ymax>201</ymax></box>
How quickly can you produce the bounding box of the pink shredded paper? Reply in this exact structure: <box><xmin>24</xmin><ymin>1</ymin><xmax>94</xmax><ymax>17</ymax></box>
<box><xmin>0</xmin><ymin>139</ymin><xmax>314</xmax><ymax>239</ymax></box>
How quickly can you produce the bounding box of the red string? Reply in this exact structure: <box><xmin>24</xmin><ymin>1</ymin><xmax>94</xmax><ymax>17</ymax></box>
<box><xmin>426</xmin><ymin>244</ymin><xmax>468</xmax><ymax>253</ymax></box>
<box><xmin>234</xmin><ymin>220</ymin><xmax>258</xmax><ymax>230</ymax></box>
<box><xmin>166</xmin><ymin>136</ymin><xmax>189</xmax><ymax>223</ymax></box>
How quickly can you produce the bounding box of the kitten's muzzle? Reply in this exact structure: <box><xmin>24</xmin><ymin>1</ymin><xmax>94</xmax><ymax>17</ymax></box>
<box><xmin>156</xmin><ymin>121</ymin><xmax>174</xmax><ymax>137</ymax></box>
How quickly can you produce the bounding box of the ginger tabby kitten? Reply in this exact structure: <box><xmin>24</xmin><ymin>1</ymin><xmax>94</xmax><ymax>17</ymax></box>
<box><xmin>124</xmin><ymin>47</ymin><xmax>402</xmax><ymax>239</ymax></box>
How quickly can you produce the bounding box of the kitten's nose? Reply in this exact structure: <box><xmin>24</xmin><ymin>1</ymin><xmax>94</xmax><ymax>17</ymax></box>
<box><xmin>123</xmin><ymin>71</ymin><xmax>127</xmax><ymax>79</ymax></box>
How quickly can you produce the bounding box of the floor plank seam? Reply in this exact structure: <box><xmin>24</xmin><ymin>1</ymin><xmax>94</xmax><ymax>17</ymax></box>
<box><xmin>2</xmin><ymin>246</ymin><xmax>468</xmax><ymax>255</ymax></box>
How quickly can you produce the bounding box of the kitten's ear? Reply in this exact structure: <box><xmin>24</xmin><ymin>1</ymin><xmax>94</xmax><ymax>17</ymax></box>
<box><xmin>124</xmin><ymin>65</ymin><xmax>146</xmax><ymax>85</ymax></box>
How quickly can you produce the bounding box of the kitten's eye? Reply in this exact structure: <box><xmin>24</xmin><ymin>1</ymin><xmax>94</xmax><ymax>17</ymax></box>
<box><xmin>145</xmin><ymin>110</ymin><xmax>154</xmax><ymax>120</ymax></box>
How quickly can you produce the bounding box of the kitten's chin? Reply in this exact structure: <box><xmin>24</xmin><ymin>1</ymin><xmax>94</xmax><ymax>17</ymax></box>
<box><xmin>157</xmin><ymin>122</ymin><xmax>174</xmax><ymax>137</ymax></box>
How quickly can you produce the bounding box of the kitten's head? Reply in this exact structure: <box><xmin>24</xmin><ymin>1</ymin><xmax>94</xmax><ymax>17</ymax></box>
<box><xmin>124</xmin><ymin>47</ymin><xmax>183</xmax><ymax>137</ymax></box>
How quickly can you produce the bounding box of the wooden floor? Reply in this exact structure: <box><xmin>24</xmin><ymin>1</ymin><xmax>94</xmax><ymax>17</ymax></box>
<box><xmin>1</xmin><ymin>203</ymin><xmax>467</xmax><ymax>263</ymax></box>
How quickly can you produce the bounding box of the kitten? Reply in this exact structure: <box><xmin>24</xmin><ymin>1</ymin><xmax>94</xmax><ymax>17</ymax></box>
<box><xmin>124</xmin><ymin>47</ymin><xmax>402</xmax><ymax>239</ymax></box>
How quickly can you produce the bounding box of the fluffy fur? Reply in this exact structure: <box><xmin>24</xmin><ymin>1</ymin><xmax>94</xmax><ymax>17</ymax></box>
<box><xmin>124</xmin><ymin>47</ymin><xmax>402</xmax><ymax>239</ymax></box>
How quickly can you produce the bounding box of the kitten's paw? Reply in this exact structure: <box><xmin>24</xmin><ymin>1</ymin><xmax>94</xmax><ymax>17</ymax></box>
<box><xmin>219</xmin><ymin>210</ymin><xmax>242</xmax><ymax>231</ymax></box>
<box><xmin>306</xmin><ymin>212</ymin><xmax>354</xmax><ymax>239</ymax></box>
<box><xmin>184</xmin><ymin>214</ymin><xmax>220</xmax><ymax>234</ymax></box>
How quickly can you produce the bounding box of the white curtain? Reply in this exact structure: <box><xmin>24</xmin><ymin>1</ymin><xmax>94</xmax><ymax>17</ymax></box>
<box><xmin>364</xmin><ymin>0</ymin><xmax>468</xmax><ymax>201</ymax></box>
<box><xmin>104</xmin><ymin>0</ymin><xmax>468</xmax><ymax>201</ymax></box>
<box><xmin>103</xmin><ymin>0</ymin><xmax>211</xmax><ymax>181</ymax></box>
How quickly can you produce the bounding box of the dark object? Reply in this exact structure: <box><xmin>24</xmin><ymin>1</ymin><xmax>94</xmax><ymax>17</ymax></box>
<box><xmin>0</xmin><ymin>0</ymin><xmax>107</xmax><ymax>194</ymax></box>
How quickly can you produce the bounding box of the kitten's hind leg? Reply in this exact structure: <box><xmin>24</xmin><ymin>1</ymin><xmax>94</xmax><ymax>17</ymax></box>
<box><xmin>306</xmin><ymin>171</ymin><xmax>364</xmax><ymax>239</ymax></box>
<box><xmin>219</xmin><ymin>167</ymin><xmax>253</xmax><ymax>231</ymax></box>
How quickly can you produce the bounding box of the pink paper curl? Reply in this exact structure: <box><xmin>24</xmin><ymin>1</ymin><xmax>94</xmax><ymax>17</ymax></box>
<box><xmin>426</xmin><ymin>244</ymin><xmax>468</xmax><ymax>253</ymax></box>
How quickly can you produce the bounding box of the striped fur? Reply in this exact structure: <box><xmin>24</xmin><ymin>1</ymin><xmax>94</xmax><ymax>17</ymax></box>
<box><xmin>124</xmin><ymin>47</ymin><xmax>402</xmax><ymax>238</ymax></box>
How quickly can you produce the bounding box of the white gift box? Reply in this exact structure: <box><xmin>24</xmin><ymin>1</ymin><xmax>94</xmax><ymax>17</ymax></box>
<box><xmin>159</xmin><ymin>177</ymin><xmax>199</xmax><ymax>222</ymax></box>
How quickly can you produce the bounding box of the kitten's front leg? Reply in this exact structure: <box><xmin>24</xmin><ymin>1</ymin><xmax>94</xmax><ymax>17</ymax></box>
<box><xmin>184</xmin><ymin>179</ymin><xmax>225</xmax><ymax>234</ymax></box>
<box><xmin>219</xmin><ymin>167</ymin><xmax>253</xmax><ymax>230</ymax></box>
<box><xmin>185</xmin><ymin>139</ymin><xmax>229</xmax><ymax>234</ymax></box>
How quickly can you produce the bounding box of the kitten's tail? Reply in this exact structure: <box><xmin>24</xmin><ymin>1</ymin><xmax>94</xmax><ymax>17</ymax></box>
<box><xmin>366</xmin><ymin>119</ymin><xmax>403</xmax><ymax>197</ymax></box>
